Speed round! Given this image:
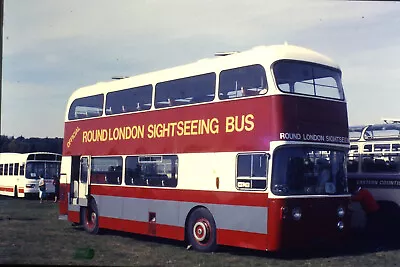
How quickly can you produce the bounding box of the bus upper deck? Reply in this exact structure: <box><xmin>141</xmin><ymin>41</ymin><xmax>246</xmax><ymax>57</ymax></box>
<box><xmin>63</xmin><ymin>44</ymin><xmax>348</xmax><ymax>157</ymax></box>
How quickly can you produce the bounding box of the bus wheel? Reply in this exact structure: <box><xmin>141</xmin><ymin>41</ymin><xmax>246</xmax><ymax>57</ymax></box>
<box><xmin>83</xmin><ymin>200</ymin><xmax>99</xmax><ymax>234</ymax></box>
<box><xmin>187</xmin><ymin>207</ymin><xmax>217</xmax><ymax>252</ymax></box>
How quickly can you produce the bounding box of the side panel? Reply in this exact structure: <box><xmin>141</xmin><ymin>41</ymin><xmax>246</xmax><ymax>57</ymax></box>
<box><xmin>63</xmin><ymin>96</ymin><xmax>349</xmax><ymax>156</ymax></box>
<box><xmin>0</xmin><ymin>174</ymin><xmax>18</xmax><ymax>197</ymax></box>
<box><xmin>67</xmin><ymin>185</ymin><xmax>269</xmax><ymax>250</ymax></box>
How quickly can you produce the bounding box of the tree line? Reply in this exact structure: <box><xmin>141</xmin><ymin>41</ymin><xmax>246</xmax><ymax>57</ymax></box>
<box><xmin>0</xmin><ymin>135</ymin><xmax>63</xmax><ymax>154</ymax></box>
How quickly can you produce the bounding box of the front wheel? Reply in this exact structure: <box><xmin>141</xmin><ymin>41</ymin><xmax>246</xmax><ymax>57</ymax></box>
<box><xmin>82</xmin><ymin>200</ymin><xmax>100</xmax><ymax>234</ymax></box>
<box><xmin>187</xmin><ymin>207</ymin><xmax>217</xmax><ymax>252</ymax></box>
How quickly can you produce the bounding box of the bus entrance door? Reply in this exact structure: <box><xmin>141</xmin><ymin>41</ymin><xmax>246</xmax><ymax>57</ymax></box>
<box><xmin>78</xmin><ymin>156</ymin><xmax>90</xmax><ymax>206</ymax></box>
<box><xmin>72</xmin><ymin>156</ymin><xmax>90</xmax><ymax>207</ymax></box>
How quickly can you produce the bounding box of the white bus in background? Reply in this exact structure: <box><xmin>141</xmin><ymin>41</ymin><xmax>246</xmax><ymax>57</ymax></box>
<box><xmin>348</xmin><ymin>120</ymin><xmax>400</xmax><ymax>230</ymax></box>
<box><xmin>0</xmin><ymin>152</ymin><xmax>62</xmax><ymax>198</ymax></box>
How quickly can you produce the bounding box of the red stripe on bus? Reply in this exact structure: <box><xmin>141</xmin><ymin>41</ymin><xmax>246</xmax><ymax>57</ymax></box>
<box><xmin>90</xmin><ymin>185</ymin><xmax>268</xmax><ymax>207</ymax></box>
<box><xmin>83</xmin><ymin>214</ymin><xmax>269</xmax><ymax>250</ymax></box>
<box><xmin>18</xmin><ymin>188</ymin><xmax>24</xmax><ymax>194</ymax></box>
<box><xmin>0</xmin><ymin>186</ymin><xmax>14</xmax><ymax>192</ymax></box>
<box><xmin>63</xmin><ymin>96</ymin><xmax>348</xmax><ymax>156</ymax></box>
<box><xmin>218</xmin><ymin>229</ymin><xmax>268</xmax><ymax>250</ymax></box>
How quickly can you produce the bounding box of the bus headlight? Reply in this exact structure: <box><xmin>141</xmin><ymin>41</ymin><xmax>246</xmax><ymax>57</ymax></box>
<box><xmin>292</xmin><ymin>207</ymin><xmax>302</xmax><ymax>221</ymax></box>
<box><xmin>337</xmin><ymin>221</ymin><xmax>344</xmax><ymax>230</ymax></box>
<box><xmin>337</xmin><ymin>207</ymin><xmax>345</xmax><ymax>218</ymax></box>
<box><xmin>26</xmin><ymin>184</ymin><xmax>35</xmax><ymax>188</ymax></box>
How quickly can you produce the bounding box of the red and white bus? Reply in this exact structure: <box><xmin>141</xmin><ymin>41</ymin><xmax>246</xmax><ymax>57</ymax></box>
<box><xmin>59</xmin><ymin>44</ymin><xmax>350</xmax><ymax>252</ymax></box>
<box><xmin>0</xmin><ymin>152</ymin><xmax>61</xmax><ymax>198</ymax></box>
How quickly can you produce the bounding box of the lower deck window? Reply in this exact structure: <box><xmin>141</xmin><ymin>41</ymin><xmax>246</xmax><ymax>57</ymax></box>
<box><xmin>125</xmin><ymin>155</ymin><xmax>178</xmax><ymax>187</ymax></box>
<box><xmin>236</xmin><ymin>153</ymin><xmax>268</xmax><ymax>190</ymax></box>
<box><xmin>90</xmin><ymin>157</ymin><xmax>123</xmax><ymax>185</ymax></box>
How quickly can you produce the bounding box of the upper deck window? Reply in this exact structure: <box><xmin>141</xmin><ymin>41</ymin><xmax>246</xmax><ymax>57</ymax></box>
<box><xmin>273</xmin><ymin>60</ymin><xmax>344</xmax><ymax>100</ymax></box>
<box><xmin>219</xmin><ymin>64</ymin><xmax>267</xmax><ymax>100</ymax></box>
<box><xmin>68</xmin><ymin>94</ymin><xmax>104</xmax><ymax>120</ymax></box>
<box><xmin>155</xmin><ymin>73</ymin><xmax>215</xmax><ymax>108</ymax></box>
<box><xmin>105</xmin><ymin>85</ymin><xmax>152</xmax><ymax>115</ymax></box>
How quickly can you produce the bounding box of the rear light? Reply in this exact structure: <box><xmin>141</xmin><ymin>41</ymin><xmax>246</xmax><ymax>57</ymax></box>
<box><xmin>26</xmin><ymin>184</ymin><xmax>35</xmax><ymax>188</ymax></box>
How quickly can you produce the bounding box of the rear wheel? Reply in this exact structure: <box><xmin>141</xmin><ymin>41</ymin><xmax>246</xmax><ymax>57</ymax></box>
<box><xmin>187</xmin><ymin>207</ymin><xmax>217</xmax><ymax>252</ymax></box>
<box><xmin>13</xmin><ymin>186</ymin><xmax>18</xmax><ymax>198</ymax></box>
<box><xmin>83</xmin><ymin>199</ymin><xmax>100</xmax><ymax>234</ymax></box>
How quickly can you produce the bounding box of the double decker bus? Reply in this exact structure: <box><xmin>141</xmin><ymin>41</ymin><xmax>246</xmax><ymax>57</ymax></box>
<box><xmin>348</xmin><ymin>120</ymin><xmax>400</xmax><ymax>229</ymax></box>
<box><xmin>0</xmin><ymin>152</ymin><xmax>61</xmax><ymax>198</ymax></box>
<box><xmin>59</xmin><ymin>44</ymin><xmax>350</xmax><ymax>252</ymax></box>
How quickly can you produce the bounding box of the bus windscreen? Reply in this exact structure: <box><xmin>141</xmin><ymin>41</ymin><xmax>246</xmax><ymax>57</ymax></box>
<box><xmin>25</xmin><ymin>162</ymin><xmax>61</xmax><ymax>179</ymax></box>
<box><xmin>273</xmin><ymin>60</ymin><xmax>344</xmax><ymax>100</ymax></box>
<box><xmin>272</xmin><ymin>147</ymin><xmax>347</xmax><ymax>196</ymax></box>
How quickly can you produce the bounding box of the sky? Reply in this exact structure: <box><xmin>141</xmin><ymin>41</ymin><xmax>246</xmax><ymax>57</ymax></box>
<box><xmin>1</xmin><ymin>0</ymin><xmax>400</xmax><ymax>138</ymax></box>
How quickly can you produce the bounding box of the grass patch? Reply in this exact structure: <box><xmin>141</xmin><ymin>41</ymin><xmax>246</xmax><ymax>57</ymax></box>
<box><xmin>0</xmin><ymin>196</ymin><xmax>400</xmax><ymax>266</ymax></box>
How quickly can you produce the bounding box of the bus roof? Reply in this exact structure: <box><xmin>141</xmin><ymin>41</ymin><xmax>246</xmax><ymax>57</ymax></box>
<box><xmin>0</xmin><ymin>152</ymin><xmax>62</xmax><ymax>163</ymax></box>
<box><xmin>350</xmin><ymin>123</ymin><xmax>400</xmax><ymax>142</ymax></box>
<box><xmin>66</xmin><ymin>44</ymin><xmax>340</xmax><ymax>108</ymax></box>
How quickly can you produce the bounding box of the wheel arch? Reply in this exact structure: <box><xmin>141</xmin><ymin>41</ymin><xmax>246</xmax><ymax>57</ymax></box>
<box><xmin>79</xmin><ymin>195</ymin><xmax>97</xmax><ymax>225</ymax></box>
<box><xmin>184</xmin><ymin>205</ymin><xmax>216</xmax><ymax>242</ymax></box>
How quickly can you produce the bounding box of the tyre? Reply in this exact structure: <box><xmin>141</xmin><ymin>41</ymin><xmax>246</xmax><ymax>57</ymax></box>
<box><xmin>82</xmin><ymin>199</ymin><xmax>100</xmax><ymax>234</ymax></box>
<box><xmin>187</xmin><ymin>207</ymin><xmax>217</xmax><ymax>252</ymax></box>
<box><xmin>14</xmin><ymin>186</ymin><xmax>18</xmax><ymax>198</ymax></box>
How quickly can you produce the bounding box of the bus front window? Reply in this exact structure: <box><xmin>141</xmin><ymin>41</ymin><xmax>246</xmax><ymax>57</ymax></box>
<box><xmin>273</xmin><ymin>60</ymin><xmax>344</xmax><ymax>100</ymax></box>
<box><xmin>271</xmin><ymin>147</ymin><xmax>348</xmax><ymax>196</ymax></box>
<box><xmin>25</xmin><ymin>162</ymin><xmax>61</xmax><ymax>179</ymax></box>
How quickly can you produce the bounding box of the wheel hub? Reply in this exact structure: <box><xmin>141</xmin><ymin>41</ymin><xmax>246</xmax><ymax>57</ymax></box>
<box><xmin>193</xmin><ymin>220</ymin><xmax>210</xmax><ymax>242</ymax></box>
<box><xmin>91</xmin><ymin>212</ymin><xmax>97</xmax><ymax>222</ymax></box>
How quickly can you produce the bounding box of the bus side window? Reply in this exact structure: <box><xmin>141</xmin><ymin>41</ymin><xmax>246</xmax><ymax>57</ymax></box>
<box><xmin>9</xmin><ymin>164</ymin><xmax>13</xmax><ymax>176</ymax></box>
<box><xmin>219</xmin><ymin>64</ymin><xmax>267</xmax><ymax>100</ymax></box>
<box><xmin>347</xmin><ymin>158</ymin><xmax>359</xmax><ymax>173</ymax></box>
<box><xmin>4</xmin><ymin>164</ymin><xmax>8</xmax><ymax>175</ymax></box>
<box><xmin>126</xmin><ymin>155</ymin><xmax>178</xmax><ymax>188</ymax></box>
<box><xmin>105</xmin><ymin>85</ymin><xmax>152</xmax><ymax>116</ymax></box>
<box><xmin>361</xmin><ymin>157</ymin><xmax>374</xmax><ymax>172</ymax></box>
<box><xmin>155</xmin><ymin>73</ymin><xmax>215</xmax><ymax>109</ymax></box>
<box><xmin>68</xmin><ymin>94</ymin><xmax>104</xmax><ymax>121</ymax></box>
<box><xmin>91</xmin><ymin>157</ymin><xmax>123</xmax><ymax>185</ymax></box>
<box><xmin>236</xmin><ymin>153</ymin><xmax>268</xmax><ymax>190</ymax></box>
<box><xmin>14</xmin><ymin>163</ymin><xmax>19</xmax><ymax>175</ymax></box>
